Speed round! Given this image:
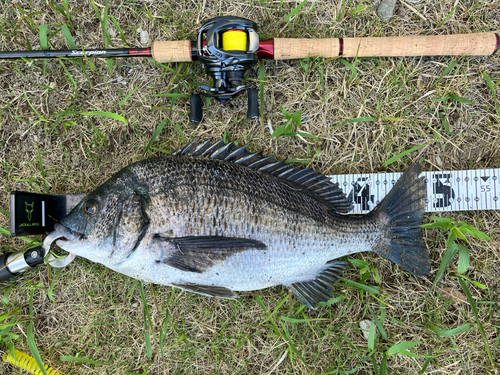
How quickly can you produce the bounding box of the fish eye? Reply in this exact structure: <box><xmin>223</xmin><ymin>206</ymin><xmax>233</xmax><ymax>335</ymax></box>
<box><xmin>83</xmin><ymin>199</ymin><xmax>98</xmax><ymax>215</ymax></box>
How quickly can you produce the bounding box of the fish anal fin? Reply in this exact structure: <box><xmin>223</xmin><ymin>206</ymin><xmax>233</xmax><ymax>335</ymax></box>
<box><xmin>173</xmin><ymin>282</ymin><xmax>238</xmax><ymax>299</ymax></box>
<box><xmin>154</xmin><ymin>235</ymin><xmax>267</xmax><ymax>273</ymax></box>
<box><xmin>287</xmin><ymin>261</ymin><xmax>347</xmax><ymax>309</ymax></box>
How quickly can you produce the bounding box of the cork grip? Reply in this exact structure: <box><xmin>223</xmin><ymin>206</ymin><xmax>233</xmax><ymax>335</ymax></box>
<box><xmin>274</xmin><ymin>38</ymin><xmax>340</xmax><ymax>59</ymax></box>
<box><xmin>151</xmin><ymin>40</ymin><xmax>192</xmax><ymax>62</ymax></box>
<box><xmin>274</xmin><ymin>33</ymin><xmax>498</xmax><ymax>59</ymax></box>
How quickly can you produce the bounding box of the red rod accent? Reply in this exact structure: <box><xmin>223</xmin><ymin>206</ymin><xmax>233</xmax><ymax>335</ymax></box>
<box><xmin>256</xmin><ymin>39</ymin><xmax>274</xmax><ymax>59</ymax></box>
<box><xmin>127</xmin><ymin>47</ymin><xmax>152</xmax><ymax>57</ymax></box>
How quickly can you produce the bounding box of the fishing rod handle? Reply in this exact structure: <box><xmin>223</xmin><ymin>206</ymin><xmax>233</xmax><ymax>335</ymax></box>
<box><xmin>274</xmin><ymin>32</ymin><xmax>499</xmax><ymax>59</ymax></box>
<box><xmin>152</xmin><ymin>40</ymin><xmax>193</xmax><ymax>62</ymax></box>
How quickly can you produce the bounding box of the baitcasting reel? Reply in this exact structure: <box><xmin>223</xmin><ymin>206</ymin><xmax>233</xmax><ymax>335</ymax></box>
<box><xmin>189</xmin><ymin>16</ymin><xmax>260</xmax><ymax>122</ymax></box>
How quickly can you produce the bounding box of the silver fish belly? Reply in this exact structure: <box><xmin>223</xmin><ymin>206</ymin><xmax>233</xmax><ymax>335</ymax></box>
<box><xmin>56</xmin><ymin>139</ymin><xmax>430</xmax><ymax>308</ymax></box>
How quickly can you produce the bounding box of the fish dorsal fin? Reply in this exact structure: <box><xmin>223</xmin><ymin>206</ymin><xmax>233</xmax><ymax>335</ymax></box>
<box><xmin>171</xmin><ymin>138</ymin><xmax>353</xmax><ymax>213</ymax></box>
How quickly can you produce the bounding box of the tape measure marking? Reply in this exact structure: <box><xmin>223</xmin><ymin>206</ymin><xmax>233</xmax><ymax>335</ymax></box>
<box><xmin>329</xmin><ymin>169</ymin><xmax>500</xmax><ymax>214</ymax></box>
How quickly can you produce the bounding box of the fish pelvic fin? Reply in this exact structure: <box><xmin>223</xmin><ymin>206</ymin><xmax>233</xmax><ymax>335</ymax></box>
<box><xmin>371</xmin><ymin>163</ymin><xmax>430</xmax><ymax>277</ymax></box>
<box><xmin>172</xmin><ymin>282</ymin><xmax>238</xmax><ymax>299</ymax></box>
<box><xmin>286</xmin><ymin>261</ymin><xmax>348</xmax><ymax>309</ymax></box>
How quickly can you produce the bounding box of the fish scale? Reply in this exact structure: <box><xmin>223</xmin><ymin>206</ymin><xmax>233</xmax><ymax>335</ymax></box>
<box><xmin>56</xmin><ymin>139</ymin><xmax>430</xmax><ymax>309</ymax></box>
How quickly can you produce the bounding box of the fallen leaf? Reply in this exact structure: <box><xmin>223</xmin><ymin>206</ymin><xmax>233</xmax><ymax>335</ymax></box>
<box><xmin>359</xmin><ymin>320</ymin><xmax>372</xmax><ymax>340</ymax></box>
<box><xmin>441</xmin><ymin>287</ymin><xmax>467</xmax><ymax>304</ymax></box>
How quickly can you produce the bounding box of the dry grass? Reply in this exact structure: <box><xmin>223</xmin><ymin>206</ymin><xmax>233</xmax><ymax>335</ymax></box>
<box><xmin>1</xmin><ymin>0</ymin><xmax>499</xmax><ymax>374</ymax></box>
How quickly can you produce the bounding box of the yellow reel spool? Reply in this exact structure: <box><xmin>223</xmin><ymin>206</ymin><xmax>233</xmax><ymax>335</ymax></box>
<box><xmin>222</xmin><ymin>30</ymin><xmax>247</xmax><ymax>51</ymax></box>
<box><xmin>2</xmin><ymin>350</ymin><xmax>60</xmax><ymax>375</ymax></box>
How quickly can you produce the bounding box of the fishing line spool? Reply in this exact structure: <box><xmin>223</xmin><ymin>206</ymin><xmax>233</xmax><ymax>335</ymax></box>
<box><xmin>190</xmin><ymin>16</ymin><xmax>260</xmax><ymax>122</ymax></box>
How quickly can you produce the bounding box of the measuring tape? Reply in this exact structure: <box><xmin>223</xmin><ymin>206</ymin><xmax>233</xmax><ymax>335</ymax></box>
<box><xmin>330</xmin><ymin>168</ymin><xmax>500</xmax><ymax>214</ymax></box>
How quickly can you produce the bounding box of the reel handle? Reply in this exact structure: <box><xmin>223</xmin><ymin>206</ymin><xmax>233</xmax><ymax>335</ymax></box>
<box><xmin>247</xmin><ymin>87</ymin><xmax>259</xmax><ymax>120</ymax></box>
<box><xmin>189</xmin><ymin>94</ymin><xmax>203</xmax><ymax>123</ymax></box>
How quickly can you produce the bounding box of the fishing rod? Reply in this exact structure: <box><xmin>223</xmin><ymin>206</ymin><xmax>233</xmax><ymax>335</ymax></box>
<box><xmin>1</xmin><ymin>16</ymin><xmax>498</xmax><ymax>122</ymax></box>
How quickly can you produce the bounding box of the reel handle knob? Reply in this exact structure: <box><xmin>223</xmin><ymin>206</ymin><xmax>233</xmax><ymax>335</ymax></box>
<box><xmin>247</xmin><ymin>87</ymin><xmax>259</xmax><ymax>119</ymax></box>
<box><xmin>189</xmin><ymin>94</ymin><xmax>203</xmax><ymax>123</ymax></box>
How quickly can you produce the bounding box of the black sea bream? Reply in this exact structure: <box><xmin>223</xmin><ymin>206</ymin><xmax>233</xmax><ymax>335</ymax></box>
<box><xmin>55</xmin><ymin>139</ymin><xmax>430</xmax><ymax>308</ymax></box>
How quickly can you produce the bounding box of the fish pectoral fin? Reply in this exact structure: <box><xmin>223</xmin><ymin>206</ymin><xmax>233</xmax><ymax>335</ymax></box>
<box><xmin>154</xmin><ymin>235</ymin><xmax>267</xmax><ymax>273</ymax></box>
<box><xmin>287</xmin><ymin>261</ymin><xmax>348</xmax><ymax>309</ymax></box>
<box><xmin>172</xmin><ymin>282</ymin><xmax>238</xmax><ymax>299</ymax></box>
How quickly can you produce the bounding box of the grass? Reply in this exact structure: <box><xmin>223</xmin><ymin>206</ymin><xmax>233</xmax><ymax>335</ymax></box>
<box><xmin>1</xmin><ymin>0</ymin><xmax>500</xmax><ymax>374</ymax></box>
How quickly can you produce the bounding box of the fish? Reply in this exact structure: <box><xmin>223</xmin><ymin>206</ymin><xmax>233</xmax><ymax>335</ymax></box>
<box><xmin>55</xmin><ymin>138</ymin><xmax>430</xmax><ymax>309</ymax></box>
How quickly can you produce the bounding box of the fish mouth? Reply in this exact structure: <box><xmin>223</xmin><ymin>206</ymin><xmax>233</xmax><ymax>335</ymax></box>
<box><xmin>54</xmin><ymin>223</ymin><xmax>83</xmax><ymax>246</ymax></box>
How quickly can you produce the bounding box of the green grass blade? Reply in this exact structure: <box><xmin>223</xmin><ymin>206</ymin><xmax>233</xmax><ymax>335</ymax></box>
<box><xmin>418</xmin><ymin>350</ymin><xmax>433</xmax><ymax>374</ymax></box>
<box><xmin>432</xmin><ymin>60</ymin><xmax>457</xmax><ymax>88</ymax></box>
<box><xmin>60</xmin><ymin>356</ymin><xmax>107</xmax><ymax>365</ymax></box>
<box><xmin>284</xmin><ymin>0</ymin><xmax>309</xmax><ymax>22</ymax></box>
<box><xmin>79</xmin><ymin>111</ymin><xmax>128</xmax><ymax>124</ymax></box>
<box><xmin>90</xmin><ymin>123</ymin><xmax>107</xmax><ymax>145</ymax></box>
<box><xmin>2</xmin><ymin>284</ymin><xmax>14</xmax><ymax>305</ymax></box>
<box><xmin>370</xmin><ymin>310</ymin><xmax>387</xmax><ymax>341</ymax></box>
<box><xmin>431</xmin><ymin>323</ymin><xmax>471</xmax><ymax>336</ymax></box>
<box><xmin>139</xmin><ymin>281</ymin><xmax>153</xmax><ymax>359</ymax></box>
<box><xmin>150</xmin><ymin>93</ymin><xmax>190</xmax><ymax>98</ymax></box>
<box><xmin>280</xmin><ymin>321</ymin><xmax>307</xmax><ymax>365</ymax></box>
<box><xmin>457</xmin><ymin>244</ymin><xmax>470</xmax><ymax>274</ymax></box>
<box><xmin>59</xmin><ymin>60</ymin><xmax>77</xmax><ymax>90</ymax></box>
<box><xmin>458</xmin><ymin>277</ymin><xmax>495</xmax><ymax>368</ymax></box>
<box><xmin>367</xmin><ymin>320</ymin><xmax>376</xmax><ymax>351</ymax></box>
<box><xmin>338</xmin><ymin>58</ymin><xmax>357</xmax><ymax>83</ymax></box>
<box><xmin>119</xmin><ymin>87</ymin><xmax>140</xmax><ymax>107</ymax></box>
<box><xmin>482</xmin><ymin>72</ymin><xmax>497</xmax><ymax>101</ymax></box>
<box><xmin>109</xmin><ymin>15</ymin><xmax>128</xmax><ymax>44</ymax></box>
<box><xmin>448</xmin><ymin>94</ymin><xmax>474</xmax><ymax>105</ymax></box>
<box><xmin>349</xmin><ymin>116</ymin><xmax>376</xmax><ymax>123</ymax></box>
<box><xmin>339</xmin><ymin>277</ymin><xmax>380</xmax><ymax>294</ymax></box>
<box><xmin>143</xmin><ymin>118</ymin><xmax>169</xmax><ymax>156</ymax></box>
<box><xmin>383</xmin><ymin>143</ymin><xmax>428</xmax><ymax>167</ymax></box>
<box><xmin>89</xmin><ymin>0</ymin><xmax>111</xmax><ymax>46</ymax></box>
<box><xmin>27</xmin><ymin>322</ymin><xmax>48</xmax><ymax>375</ymax></box>
<box><xmin>60</xmin><ymin>24</ymin><xmax>77</xmax><ymax>49</ymax></box>
<box><xmin>0</xmin><ymin>226</ymin><xmax>42</xmax><ymax>245</ymax></box>
<box><xmin>432</xmin><ymin>243</ymin><xmax>459</xmax><ymax>289</ymax></box>
<box><xmin>380</xmin><ymin>353</ymin><xmax>387</xmax><ymax>375</ymax></box>
<box><xmin>279</xmin><ymin>316</ymin><xmax>328</xmax><ymax>323</ymax></box>
<box><xmin>47</xmin><ymin>267</ymin><xmax>62</xmax><ymax>302</ymax></box>
<box><xmin>437</xmin><ymin>3</ymin><xmax>458</xmax><ymax>27</ymax></box>
<box><xmin>316</xmin><ymin>295</ymin><xmax>343</xmax><ymax>306</ymax></box>
<box><xmin>387</xmin><ymin>341</ymin><xmax>420</xmax><ymax>355</ymax></box>
<box><xmin>36</xmin><ymin>143</ymin><xmax>49</xmax><ymax>194</ymax></box>
<box><xmin>38</xmin><ymin>24</ymin><xmax>47</xmax><ymax>74</ymax></box>
<box><xmin>159</xmin><ymin>309</ymin><xmax>171</xmax><ymax>357</ymax></box>
<box><xmin>458</xmin><ymin>222</ymin><xmax>491</xmax><ymax>241</ymax></box>
<box><xmin>259</xmin><ymin>60</ymin><xmax>265</xmax><ymax>121</ymax></box>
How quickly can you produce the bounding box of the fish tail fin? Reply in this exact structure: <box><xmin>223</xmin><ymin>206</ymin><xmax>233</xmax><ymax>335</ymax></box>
<box><xmin>371</xmin><ymin>163</ymin><xmax>430</xmax><ymax>276</ymax></box>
